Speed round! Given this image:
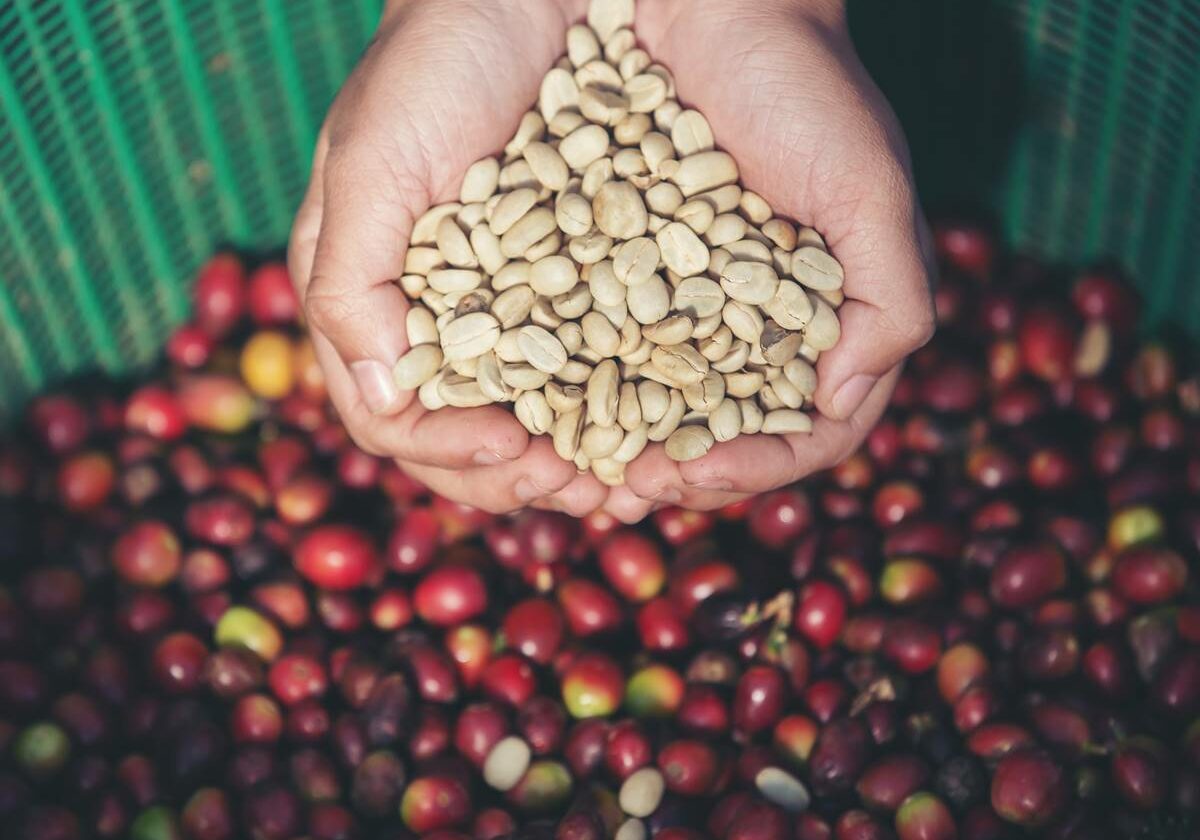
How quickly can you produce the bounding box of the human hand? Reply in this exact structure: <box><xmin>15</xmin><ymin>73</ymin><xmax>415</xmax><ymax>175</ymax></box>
<box><xmin>600</xmin><ymin>0</ymin><xmax>936</xmax><ymax>522</ymax></box>
<box><xmin>289</xmin><ymin>0</ymin><xmax>610</xmax><ymax>514</ymax></box>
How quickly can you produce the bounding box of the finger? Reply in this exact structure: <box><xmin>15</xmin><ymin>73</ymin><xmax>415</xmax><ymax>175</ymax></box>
<box><xmin>545</xmin><ymin>473</ymin><xmax>610</xmax><ymax>518</ymax></box>
<box><xmin>287</xmin><ymin>129</ymin><xmax>330</xmax><ymax>300</ymax></box>
<box><xmin>306</xmin><ymin>142</ymin><xmax>425</xmax><ymax>416</ymax></box>
<box><xmin>602</xmin><ymin>485</ymin><xmax>658</xmax><ymax>524</ymax></box>
<box><xmin>396</xmin><ymin>438</ymin><xmax>577</xmax><ymax>515</ymax></box>
<box><xmin>623</xmin><ymin>444</ymin><xmax>761</xmax><ymax>509</ymax></box>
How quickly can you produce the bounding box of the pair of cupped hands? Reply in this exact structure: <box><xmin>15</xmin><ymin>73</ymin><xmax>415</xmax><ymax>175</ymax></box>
<box><xmin>288</xmin><ymin>0</ymin><xmax>934</xmax><ymax>522</ymax></box>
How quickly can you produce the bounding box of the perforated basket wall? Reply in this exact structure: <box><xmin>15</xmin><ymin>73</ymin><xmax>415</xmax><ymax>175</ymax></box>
<box><xmin>1</xmin><ymin>0</ymin><xmax>1199</xmax><ymax>415</ymax></box>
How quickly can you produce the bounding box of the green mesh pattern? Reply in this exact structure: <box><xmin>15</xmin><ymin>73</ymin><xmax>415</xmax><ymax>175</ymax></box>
<box><xmin>1</xmin><ymin>0</ymin><xmax>1199</xmax><ymax>416</ymax></box>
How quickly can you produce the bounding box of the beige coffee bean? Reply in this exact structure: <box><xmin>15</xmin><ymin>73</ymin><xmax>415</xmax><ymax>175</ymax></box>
<box><xmin>518</xmin><ymin>326</ymin><xmax>569</xmax><ymax>374</ymax></box>
<box><xmin>617</xmin><ymin>382</ymin><xmax>643</xmax><ymax>431</ymax></box>
<box><xmin>641</xmin><ymin>315</ymin><xmax>694</xmax><ymax>346</ymax></box>
<box><xmin>553</xmin><ymin>407</ymin><xmax>585</xmax><ymax>460</ymax></box>
<box><xmin>539</xmin><ymin>67</ymin><xmax>579</xmax><ymax>122</ymax></box>
<box><xmin>499</xmin><ymin>159</ymin><xmax>538</xmax><ymax>191</ymax></box>
<box><xmin>624</xmin><ymin>73</ymin><xmax>667</xmax><ymax>113</ymax></box>
<box><xmin>738</xmin><ymin>190</ymin><xmax>772</xmax><ymax>225</ymax></box>
<box><xmin>645</xmin><ymin>182</ymin><xmax>684</xmax><ymax>216</ymax></box>
<box><xmin>697</xmin><ymin>184</ymin><xmax>743</xmax><ymax>214</ymax></box>
<box><xmin>799</xmin><ymin>343</ymin><xmax>819</xmax><ymax>365</ymax></box>
<box><xmin>556</xmin><ymin>321</ymin><xmax>584</xmax><ymax>356</ymax></box>
<box><xmin>489</xmin><ymin>189</ymin><xmax>540</xmax><ymax>236</ymax></box>
<box><xmin>738</xmin><ymin>399</ymin><xmax>763</xmax><ymax>434</ymax></box>
<box><xmin>791</xmin><ymin>245</ymin><xmax>845</xmax><ymax>291</ymax></box>
<box><xmin>699</xmin><ymin>325</ymin><xmax>733</xmax><ymax>361</ymax></box>
<box><xmin>612</xmin><ymin>422</ymin><xmax>648</xmax><ymax>464</ymax></box>
<box><xmin>587</xmin><ymin>260</ymin><xmax>625</xmax><ymax>307</ymax></box>
<box><xmin>421</xmin><ymin>289</ymin><xmax>449</xmax><ymax>316</ymax></box>
<box><xmin>761</xmin><ymin>219</ymin><xmax>797</xmax><ymax>250</ymax></box>
<box><xmin>449</xmin><ymin>358</ymin><xmax>481</xmax><ymax>383</ymax></box>
<box><xmin>674</xmin><ymin>200</ymin><xmax>716</xmax><ymax>236</ymax></box>
<box><xmin>636</xmin><ymin>380</ymin><xmax>670</xmax><ymax>424</ymax></box>
<box><xmin>579</xmin><ymin>86</ymin><xmax>629</xmax><ymax>126</ymax></box>
<box><xmin>567</xmin><ymin>23</ymin><xmax>601</xmax><ymax>67</ymax></box>
<box><xmin>569</xmin><ymin>231</ymin><xmax>613</xmax><ymax>265</ymax></box>
<box><xmin>581</xmin><ymin>311</ymin><xmax>621</xmax><ymax>356</ymax></box>
<box><xmin>604</xmin><ymin>21</ymin><xmax>637</xmax><ymax>56</ymax></box>
<box><xmin>524</xmin><ymin>141</ymin><xmax>570</xmax><ymax>192</ymax></box>
<box><xmin>748</xmin><ymin>344</ymin><xmax>768</xmax><ymax>367</ymax></box>
<box><xmin>760</xmin><ymin>321</ymin><xmax>804</xmax><ymax>367</ymax></box>
<box><xmin>399</xmin><ymin>274</ymin><xmax>427</xmax><ymax>297</ymax></box>
<box><xmin>405</xmin><ymin>246</ymin><xmax>444</xmax><ymax>277</ymax></box>
<box><xmin>575</xmin><ymin>58</ymin><xmax>624</xmax><ymax>92</ymax></box>
<box><xmin>640</xmin><ymin>132</ymin><xmax>675</xmax><ymax>174</ymax></box>
<box><xmin>428</xmin><ymin>268</ymin><xmax>483</xmax><ymax>295</ymax></box>
<box><xmin>405</xmin><ymin>307</ymin><xmax>439</xmax><ymax>347</ymax></box>
<box><xmin>627</xmin><ymin>274</ymin><xmax>671</xmax><ymax>325</ymax></box>
<box><xmin>492</xmin><ymin>261</ymin><xmax>530</xmax><ymax>292</ymax></box>
<box><xmin>545</xmin><ymin>382</ymin><xmax>585</xmax><ymax>414</ymax></box>
<box><xmin>651</xmin><ymin>344</ymin><xmax>709</xmax><ymax>386</ymax></box>
<box><xmin>586</xmin><ymin>360</ymin><xmax>620</xmax><ymax>426</ymax></box>
<box><xmin>644</xmin><ymin>213</ymin><xmax>667</xmax><ymax>234</ymax></box>
<box><xmin>459</xmin><ymin>158</ymin><xmax>500</xmax><ymax>204</ymax></box>
<box><xmin>704</xmin><ymin>213</ymin><xmax>747</xmax><ymax>247</ymax></box>
<box><xmin>623</xmin><ymin>339</ymin><xmax>655</xmax><ymax>366</ymax></box>
<box><xmin>412</xmin><ymin>203</ymin><xmax>462</xmax><ymax>245</ymax></box>
<box><xmin>803</xmin><ymin>295</ymin><xmax>841</xmax><ymax>351</ymax></box>
<box><xmin>575</xmin><ymin>345</ymin><xmax>604</xmax><ymax>365</ymax></box>
<box><xmin>692</xmin><ymin>312</ymin><xmax>723</xmax><ymax>340</ymax></box>
<box><xmin>593</xmin><ymin>181</ymin><xmax>648</xmax><ymax>240</ymax></box>
<box><xmin>813</xmin><ymin>287</ymin><xmax>843</xmax><ymax>309</ymax></box>
<box><xmin>647</xmin><ymin>389</ymin><xmax>686</xmax><ymax>441</ymax></box>
<box><xmin>505</xmin><ymin>111</ymin><xmax>545</xmax><ymax>157</ymax></box>
<box><xmin>796</xmin><ymin>226</ymin><xmax>826</xmax><ymax>248</ymax></box>
<box><xmin>503</xmin><ymin>215</ymin><xmax>557</xmax><ymax>266</ymax></box>
<box><xmin>556</xmin><ymin>193</ymin><xmax>594</xmax><ymax>237</ymax></box>
<box><xmin>762</xmin><ymin>280</ymin><xmax>814</xmax><ymax>331</ymax></box>
<box><xmin>654</xmin><ymin>99</ymin><xmax>682</xmax><ymax>132</ymax></box>
<box><xmin>724</xmin><ymin>238</ymin><xmax>772</xmax><ymax>264</ymax></box>
<box><xmin>618</xmin><ymin>47</ymin><xmax>651</xmax><ymax>81</ymax></box>
<box><xmin>613</xmin><ymin>148</ymin><xmax>649</xmax><ymax>179</ymax></box>
<box><xmin>771</xmin><ymin>374</ymin><xmax>804</xmax><ymax>410</ymax></box>
<box><xmin>762</xmin><ymin>410</ymin><xmax>814</xmax><ymax>435</ymax></box>
<box><xmin>556</xmin><ymin>359</ymin><xmax>593</xmax><ymax>385</ymax></box>
<box><xmin>530</xmin><ymin>296</ymin><xmax>564</xmax><ymax>329</ymax></box>
<box><xmin>712</xmin><ymin>340</ymin><xmax>751</xmax><ymax>373</ymax></box>
<box><xmin>615</xmin><ymin>314</ymin><xmax>642</xmax><ymax>352</ymax></box>
<box><xmin>759</xmin><ymin>385</ymin><xmax>784</xmax><ymax>411</ymax></box>
<box><xmin>560</xmin><ymin>125</ymin><xmax>609</xmax><ymax>170</ymax></box>
<box><xmin>552</xmin><ymin>284</ymin><xmax>593</xmax><ymax>320</ymax></box>
<box><xmin>708</xmin><ymin>399</ymin><xmax>742</xmax><ymax>442</ymax></box>
<box><xmin>581</xmin><ymin>157</ymin><xmax>615</xmax><ymax>200</ymax></box>
<box><xmin>613</xmin><ymin>238</ymin><xmax>661</xmax><ymax>286</ymax></box>
<box><xmin>581</xmin><ymin>423</ymin><xmax>623</xmax><ymax>459</ymax></box>
<box><xmin>418</xmin><ymin>370</ymin><xmax>448</xmax><ymax>410</ymax></box>
<box><xmin>672</xmin><ymin>151</ymin><xmax>738</xmax><ymax>197</ymax></box>
<box><xmin>614</xmin><ymin>112</ymin><xmax>651</xmax><ymax>146</ymax></box>
<box><xmin>723</xmin><ymin>301</ymin><xmax>765</xmax><ymax>345</ymax></box>
<box><xmin>529</xmin><ymin>256</ymin><xmax>579</xmax><ymax>297</ymax></box>
<box><xmin>665</xmin><ymin>425</ymin><xmax>715</xmax><ymax>462</ymax></box>
<box><xmin>671</xmin><ymin>276</ymin><xmax>724</xmax><ymax>319</ymax></box>
<box><xmin>771</xmin><ymin>246</ymin><xmax>793</xmax><ymax>277</ymax></box>
<box><xmin>724</xmin><ymin>370</ymin><xmax>765</xmax><ymax>398</ymax></box>
<box><xmin>439</xmin><ymin>375</ymin><xmax>491</xmax><ymax>408</ymax></box>
<box><xmin>683</xmin><ymin>371</ymin><xmax>726</xmax><ymax>413</ymax></box>
<box><xmin>657</xmin><ymin>222</ymin><xmax>710</xmax><ymax>277</ymax></box>
<box><xmin>453</xmin><ymin>201</ymin><xmax>486</xmax><ymax>230</ymax></box>
<box><xmin>514</xmin><ymin>391</ymin><xmax>554</xmax><ymax>436</ymax></box>
<box><xmin>573</xmin><ymin>450</ymin><xmax>591</xmax><ymax>472</ymax></box>
<box><xmin>491</xmin><ymin>286</ymin><xmax>536</xmax><ymax>329</ymax></box>
<box><xmin>392</xmin><ymin>345</ymin><xmax>443</xmax><ymax>391</ymax></box>
<box><xmin>720</xmin><ymin>260</ymin><xmax>779</xmax><ymax>305</ymax></box>
<box><xmin>588</xmin><ymin>457</ymin><xmax>623</xmax><ymax>486</ymax></box>
<box><xmin>783</xmin><ymin>359</ymin><xmax>817</xmax><ymax>397</ymax></box>
<box><xmin>707</xmin><ymin>247</ymin><xmax>733</xmax><ymax>278</ymax></box>
<box><xmin>440</xmin><ymin>312</ymin><xmax>501</xmax><ymax>362</ymax></box>
<box><xmin>637</xmin><ymin>362</ymin><xmax>675</xmax><ymax>389</ymax></box>
<box><xmin>475</xmin><ymin>353</ymin><xmax>509</xmax><ymax>403</ymax></box>
<box><xmin>671</xmin><ymin>110</ymin><xmax>714</xmax><ymax>156</ymax></box>
<box><xmin>469</xmin><ymin>227</ymin><xmax>506</xmax><ymax>275</ymax></box>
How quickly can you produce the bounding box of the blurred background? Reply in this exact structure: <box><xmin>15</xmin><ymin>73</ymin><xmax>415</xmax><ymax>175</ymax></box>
<box><xmin>1</xmin><ymin>0</ymin><xmax>1198</xmax><ymax>414</ymax></box>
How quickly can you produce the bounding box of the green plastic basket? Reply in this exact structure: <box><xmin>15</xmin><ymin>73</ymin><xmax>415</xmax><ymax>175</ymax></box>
<box><xmin>2</xmin><ymin>0</ymin><xmax>1199</xmax><ymax>416</ymax></box>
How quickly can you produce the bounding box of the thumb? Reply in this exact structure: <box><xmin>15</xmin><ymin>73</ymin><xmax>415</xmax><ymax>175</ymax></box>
<box><xmin>306</xmin><ymin>147</ymin><xmax>424</xmax><ymax>415</ymax></box>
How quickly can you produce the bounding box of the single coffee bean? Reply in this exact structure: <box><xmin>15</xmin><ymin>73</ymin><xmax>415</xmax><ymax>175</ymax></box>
<box><xmin>576</xmin><ymin>57</ymin><xmax>623</xmax><ymax>91</ymax></box>
<box><xmin>588</xmin><ymin>0</ymin><xmax>635</xmax><ymax>42</ymax></box>
<box><xmin>570</xmin><ymin>231</ymin><xmax>614</xmax><ymax>265</ymax></box>
<box><xmin>814</xmin><ymin>286</ymin><xmax>844</xmax><ymax>308</ymax></box>
<box><xmin>449</xmin><ymin>354</ymin><xmax>479</xmax><ymax>378</ymax></box>
<box><xmin>556</xmin><ymin>321</ymin><xmax>584</xmax><ymax>356</ymax></box>
<box><xmin>400</xmin><ymin>274</ymin><xmax>427</xmax><ymax>297</ymax></box>
<box><xmin>582</xmin><ymin>312</ymin><xmax>622</xmax><ymax>357</ymax></box>
<box><xmin>645</xmin><ymin>181</ymin><xmax>684</xmax><ymax>216</ymax></box>
<box><xmin>566</xmin><ymin>21</ymin><xmax>600</xmax><ymax>65</ymax></box>
<box><xmin>683</xmin><ymin>371</ymin><xmax>726</xmax><ymax>413</ymax></box>
<box><xmin>491</xmin><ymin>285</ymin><xmax>537</xmax><ymax>329</ymax></box>
<box><xmin>455</xmin><ymin>200</ymin><xmax>486</xmax><ymax>229</ymax></box>
<box><xmin>489</xmin><ymin>188</ymin><xmax>539</xmax><ymax>236</ymax></box>
<box><xmin>587</xmin><ymin>260</ymin><xmax>626</xmax><ymax>307</ymax></box>
<box><xmin>406</xmin><ymin>307</ymin><xmax>439</xmax><ymax>347</ymax></box>
<box><xmin>799</xmin><ymin>343</ymin><xmax>820</xmax><ymax>364</ymax></box>
<box><xmin>412</xmin><ymin>203</ymin><xmax>461</xmax><ymax>245</ymax></box>
<box><xmin>761</xmin><ymin>320</ymin><xmax>805</xmax><ymax>366</ymax></box>
<box><xmin>708</xmin><ymin>247</ymin><xmax>733</xmax><ymax>278</ymax></box>
<box><xmin>553</xmin><ymin>407</ymin><xmax>585</xmax><ymax>460</ymax></box>
<box><xmin>724</xmin><ymin>238</ymin><xmax>773</xmax><ymax>264</ymax></box>
<box><xmin>762</xmin><ymin>280</ymin><xmax>814</xmax><ymax>331</ymax></box>
<box><xmin>439</xmin><ymin>375</ymin><xmax>492</xmax><ymax>408</ymax></box>
<box><xmin>545</xmin><ymin>382</ymin><xmax>585</xmax><ymax>414</ymax></box>
<box><xmin>591</xmin><ymin>457</ymin><xmax>626</xmax><ymax>486</ymax></box>
<box><xmin>673</xmin><ymin>275</ymin><xmax>725</xmax><ymax>319</ymax></box>
<box><xmin>616</xmin><ymin>382</ymin><xmax>643</xmax><ymax>431</ymax></box>
<box><xmin>674</xmin><ymin>199</ymin><xmax>715</xmax><ymax>235</ymax></box>
<box><xmin>654</xmin><ymin>98</ymin><xmax>683</xmax><ymax>132</ymax></box>
<box><xmin>504</xmin><ymin>111</ymin><xmax>545</xmax><ymax>157</ymax></box>
<box><xmin>613</xmin><ymin>237</ymin><xmax>661</xmax><ymax>286</ymax></box>
<box><xmin>739</xmin><ymin>399</ymin><xmax>764</xmax><ymax>434</ymax></box>
<box><xmin>647</xmin><ymin>389</ymin><xmax>686</xmax><ymax>441</ymax></box>
<box><xmin>791</xmin><ymin>245</ymin><xmax>844</xmax><ymax>291</ymax></box>
<box><xmin>470</xmin><ymin>228</ymin><xmax>505</xmax><ymax>276</ymax></box>
<box><xmin>671</xmin><ymin>109</ymin><xmax>714</xmax><ymax>156</ymax></box>
<box><xmin>637</xmin><ymin>362</ymin><xmax>676</xmax><ymax>388</ymax></box>
<box><xmin>422</xmin><ymin>289</ymin><xmax>450</xmax><ymax>316</ymax></box>
<box><xmin>552</xmin><ymin>284</ymin><xmax>593</xmax><ymax>320</ymax></box>
<box><xmin>672</xmin><ymin>151</ymin><xmax>738</xmax><ymax>196</ymax></box>
<box><xmin>612</xmin><ymin>422</ymin><xmax>649</xmax><ymax>463</ymax></box>
<box><xmin>581</xmin><ymin>156</ymin><xmax>615</xmax><ymax>199</ymax></box>
<box><xmin>762</xmin><ymin>219</ymin><xmax>798</xmax><ymax>250</ymax></box>
<box><xmin>699</xmin><ymin>325</ymin><xmax>733</xmax><ymax>361</ymax></box>
<box><xmin>618</xmin><ymin>47</ymin><xmax>651</xmax><ymax>81</ymax></box>
<box><xmin>556</xmin><ymin>192</ymin><xmax>595</xmax><ymax>237</ymax></box>
<box><xmin>418</xmin><ymin>370</ymin><xmax>449</xmax><ymax>410</ymax></box>
<box><xmin>651</xmin><ymin>344</ymin><xmax>709</xmax><ymax>386</ymax></box>
<box><xmin>665</xmin><ymin>425</ymin><xmax>715</xmax><ymax>461</ymax></box>
<box><xmin>405</xmin><ymin>246</ymin><xmax>445</xmax><ymax>276</ymax></box>
<box><xmin>580</xmin><ymin>85</ymin><xmax>630</xmax><ymax>126</ymax></box>
<box><xmin>518</xmin><ymin>326</ymin><xmax>569</xmax><ymax>373</ymax></box>
<box><xmin>797</xmin><ymin>226</ymin><xmax>826</xmax><ymax>248</ymax></box>
<box><xmin>614</xmin><ymin>314</ymin><xmax>642</xmax><ymax>353</ymax></box>
<box><xmin>495</xmin><ymin>329</ymin><xmax>525</xmax><ymax>363</ymax></box>
<box><xmin>515</xmin><ymin>392</ymin><xmax>555</xmax><ymax>436</ymax></box>
<box><xmin>708</xmin><ymin>398</ymin><xmax>742</xmax><ymax>442</ymax></box>
<box><xmin>475</xmin><ymin>353</ymin><xmax>509</xmax><ymax>402</ymax></box>
<box><xmin>783</xmin><ymin>359</ymin><xmax>817</xmax><ymax>397</ymax></box>
<box><xmin>639</xmin><ymin>315</ymin><xmax>692</xmax><ymax>346</ymax></box>
<box><xmin>613</xmin><ymin>148</ymin><xmax>649</xmax><ymax>178</ymax></box>
<box><xmin>440</xmin><ymin>312</ymin><xmax>501</xmax><ymax>362</ymax></box>
<box><xmin>692</xmin><ymin>312</ymin><xmax>723</xmax><ymax>339</ymax></box>
<box><xmin>501</xmin><ymin>207</ymin><xmax>558</xmax><ymax>258</ymax></box>
<box><xmin>557</xmin><ymin>359</ymin><xmax>594</xmax><ymax>384</ymax></box>
<box><xmin>657</xmin><ymin>222</ymin><xmax>711</xmax><ymax>277</ymax></box>
<box><xmin>586</xmin><ymin>360</ymin><xmax>620</xmax><ymax>427</ymax></box>
<box><xmin>739</xmin><ymin>190</ymin><xmax>773</xmax><ymax>225</ymax></box>
<box><xmin>756</xmin><ymin>767</ymin><xmax>811</xmax><ymax>813</ymax></box>
<box><xmin>614</xmin><ymin>111</ymin><xmax>652</xmax><ymax>145</ymax></box>
<box><xmin>762</xmin><ymin>409</ymin><xmax>813</xmax><ymax>434</ymax></box>
<box><xmin>723</xmin><ymin>301</ymin><xmax>764</xmax><ymax>345</ymax></box>
<box><xmin>627</xmin><ymin>274</ymin><xmax>671</xmax><ymax>325</ymax></box>
<box><xmin>559</xmin><ymin>125</ymin><xmax>608</xmax><ymax>172</ymax></box>
<box><xmin>492</xmin><ymin>260</ymin><xmax>531</xmax><ymax>292</ymax></box>
<box><xmin>499</xmin><ymin>159</ymin><xmax>538</xmax><ymax>191</ymax></box>
<box><xmin>539</xmin><ymin>66</ymin><xmax>580</xmax><ymax>123</ymax></box>
<box><xmin>705</xmin><ymin>213</ymin><xmax>747</xmax><ymax>247</ymax></box>
<box><xmin>524</xmin><ymin>229</ymin><xmax>563</xmax><ymax>262</ymax></box>
<box><xmin>636</xmin><ymin>380</ymin><xmax>670</xmax><ymax>424</ymax></box>
<box><xmin>640</xmin><ymin>132</ymin><xmax>676</xmax><ymax>174</ymax></box>
<box><xmin>712</xmin><ymin>340</ymin><xmax>751</xmax><ymax>374</ymax></box>
<box><xmin>427</xmin><ymin>268</ymin><xmax>483</xmax><ymax>295</ymax></box>
<box><xmin>770</xmin><ymin>374</ymin><xmax>804</xmax><ymax>409</ymax></box>
<box><xmin>483</xmin><ymin>736</ymin><xmax>532</xmax><ymax>792</ymax></box>
<box><xmin>720</xmin><ymin>260</ymin><xmax>780</xmax><ymax>305</ymax></box>
<box><xmin>581</xmin><ymin>423</ymin><xmax>624</xmax><ymax>459</ymax></box>
<box><xmin>802</xmin><ymin>294</ymin><xmax>841</xmax><ymax>351</ymax></box>
<box><xmin>594</xmin><ymin>181</ymin><xmax>649</xmax><ymax>240</ymax></box>
<box><xmin>392</xmin><ymin>345</ymin><xmax>444</xmax><ymax>390</ymax></box>
<box><xmin>625</xmin><ymin>339</ymin><xmax>657</xmax><ymax>367</ymax></box>
<box><xmin>724</xmin><ymin>370</ymin><xmax>764</xmax><ymax>399</ymax></box>
<box><xmin>435</xmin><ymin>216</ymin><xmax>478</xmax><ymax>269</ymax></box>
<box><xmin>624</xmin><ymin>72</ymin><xmax>668</xmax><ymax>113</ymax></box>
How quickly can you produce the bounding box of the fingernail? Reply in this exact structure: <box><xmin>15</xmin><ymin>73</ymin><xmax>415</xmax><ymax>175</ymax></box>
<box><xmin>515</xmin><ymin>478</ymin><xmax>549</xmax><ymax>503</ymax></box>
<box><xmin>351</xmin><ymin>360</ymin><xmax>399</xmax><ymax>415</ymax></box>
<box><xmin>473</xmin><ymin>448</ymin><xmax>514</xmax><ymax>466</ymax></box>
<box><xmin>832</xmin><ymin>374</ymin><xmax>877</xmax><ymax>419</ymax></box>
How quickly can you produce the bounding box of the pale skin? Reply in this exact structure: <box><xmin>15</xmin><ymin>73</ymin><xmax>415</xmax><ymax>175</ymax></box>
<box><xmin>288</xmin><ymin>0</ymin><xmax>935</xmax><ymax>521</ymax></box>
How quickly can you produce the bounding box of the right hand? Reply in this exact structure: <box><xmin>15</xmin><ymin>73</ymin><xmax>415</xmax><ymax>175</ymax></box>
<box><xmin>289</xmin><ymin>0</ymin><xmax>607</xmax><ymax>515</ymax></box>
